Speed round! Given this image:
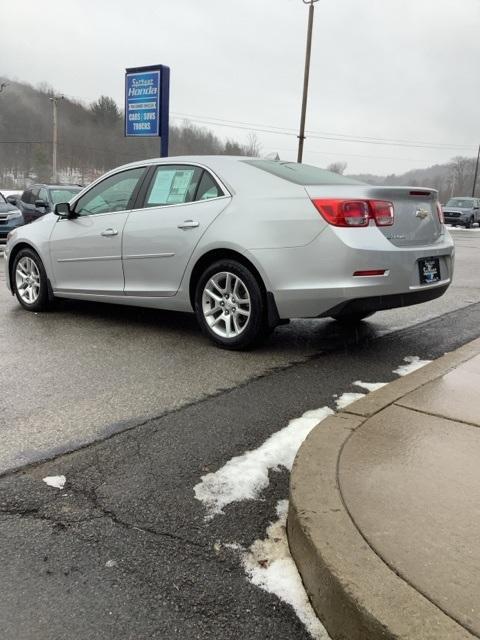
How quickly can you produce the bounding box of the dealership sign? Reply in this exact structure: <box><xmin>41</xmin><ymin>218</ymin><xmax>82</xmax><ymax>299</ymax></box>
<box><xmin>125</xmin><ymin>64</ymin><xmax>170</xmax><ymax>156</ymax></box>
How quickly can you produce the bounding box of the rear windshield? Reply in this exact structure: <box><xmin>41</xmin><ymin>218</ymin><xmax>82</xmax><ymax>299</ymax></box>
<box><xmin>49</xmin><ymin>188</ymin><xmax>81</xmax><ymax>205</ymax></box>
<box><xmin>243</xmin><ymin>159</ymin><xmax>365</xmax><ymax>186</ymax></box>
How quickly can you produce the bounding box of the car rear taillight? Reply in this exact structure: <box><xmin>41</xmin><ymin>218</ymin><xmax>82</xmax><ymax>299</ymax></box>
<box><xmin>311</xmin><ymin>199</ymin><xmax>394</xmax><ymax>227</ymax></box>
<box><xmin>370</xmin><ymin>200</ymin><xmax>394</xmax><ymax>226</ymax></box>
<box><xmin>436</xmin><ymin>202</ymin><xmax>444</xmax><ymax>224</ymax></box>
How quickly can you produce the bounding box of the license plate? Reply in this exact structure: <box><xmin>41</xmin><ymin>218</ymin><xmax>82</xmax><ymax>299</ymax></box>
<box><xmin>418</xmin><ymin>257</ymin><xmax>441</xmax><ymax>285</ymax></box>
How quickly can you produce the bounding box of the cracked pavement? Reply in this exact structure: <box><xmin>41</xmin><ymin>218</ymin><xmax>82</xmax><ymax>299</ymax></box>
<box><xmin>2</xmin><ymin>231</ymin><xmax>480</xmax><ymax>638</ymax></box>
<box><xmin>2</xmin><ymin>298</ymin><xmax>480</xmax><ymax>638</ymax></box>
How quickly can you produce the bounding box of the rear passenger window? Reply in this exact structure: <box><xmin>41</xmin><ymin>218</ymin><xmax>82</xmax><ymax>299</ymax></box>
<box><xmin>22</xmin><ymin>190</ymin><xmax>32</xmax><ymax>204</ymax></box>
<box><xmin>145</xmin><ymin>165</ymin><xmax>201</xmax><ymax>207</ymax></box>
<box><xmin>196</xmin><ymin>171</ymin><xmax>222</xmax><ymax>201</ymax></box>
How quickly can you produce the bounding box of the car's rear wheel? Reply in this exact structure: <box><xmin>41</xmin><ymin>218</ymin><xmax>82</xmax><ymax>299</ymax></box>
<box><xmin>331</xmin><ymin>311</ymin><xmax>375</xmax><ymax>324</ymax></box>
<box><xmin>195</xmin><ymin>259</ymin><xmax>268</xmax><ymax>350</ymax></box>
<box><xmin>13</xmin><ymin>248</ymin><xmax>50</xmax><ymax>311</ymax></box>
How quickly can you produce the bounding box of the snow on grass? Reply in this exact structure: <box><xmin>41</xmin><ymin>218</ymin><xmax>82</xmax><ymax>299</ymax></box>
<box><xmin>42</xmin><ymin>475</ymin><xmax>66</xmax><ymax>489</ymax></box>
<box><xmin>354</xmin><ymin>380</ymin><xmax>388</xmax><ymax>392</ymax></box>
<box><xmin>240</xmin><ymin>500</ymin><xmax>330</xmax><ymax>640</ymax></box>
<box><xmin>194</xmin><ymin>406</ymin><xmax>333</xmax><ymax>519</ymax></box>
<box><xmin>393</xmin><ymin>356</ymin><xmax>431</xmax><ymax>377</ymax></box>
<box><xmin>335</xmin><ymin>392</ymin><xmax>365</xmax><ymax>410</ymax></box>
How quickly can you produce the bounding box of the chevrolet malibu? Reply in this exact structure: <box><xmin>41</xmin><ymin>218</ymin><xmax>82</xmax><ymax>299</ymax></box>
<box><xmin>4</xmin><ymin>156</ymin><xmax>454</xmax><ymax>349</ymax></box>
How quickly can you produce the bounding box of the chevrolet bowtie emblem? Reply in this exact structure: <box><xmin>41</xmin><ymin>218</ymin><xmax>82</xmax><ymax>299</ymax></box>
<box><xmin>415</xmin><ymin>208</ymin><xmax>430</xmax><ymax>220</ymax></box>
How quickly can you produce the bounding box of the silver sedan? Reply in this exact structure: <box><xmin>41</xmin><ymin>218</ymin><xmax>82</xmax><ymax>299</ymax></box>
<box><xmin>4</xmin><ymin>156</ymin><xmax>454</xmax><ymax>349</ymax></box>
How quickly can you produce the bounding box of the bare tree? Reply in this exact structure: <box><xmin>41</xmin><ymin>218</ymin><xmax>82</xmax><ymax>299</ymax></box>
<box><xmin>327</xmin><ymin>161</ymin><xmax>347</xmax><ymax>175</ymax></box>
<box><xmin>244</xmin><ymin>132</ymin><xmax>261</xmax><ymax>157</ymax></box>
<box><xmin>447</xmin><ymin>156</ymin><xmax>475</xmax><ymax>196</ymax></box>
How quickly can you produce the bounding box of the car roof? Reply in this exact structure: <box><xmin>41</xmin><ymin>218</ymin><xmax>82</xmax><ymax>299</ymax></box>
<box><xmin>112</xmin><ymin>155</ymin><xmax>253</xmax><ymax>171</ymax></box>
<box><xmin>105</xmin><ymin>155</ymin><xmax>286</xmax><ymax>193</ymax></box>
<box><xmin>27</xmin><ymin>184</ymin><xmax>82</xmax><ymax>189</ymax></box>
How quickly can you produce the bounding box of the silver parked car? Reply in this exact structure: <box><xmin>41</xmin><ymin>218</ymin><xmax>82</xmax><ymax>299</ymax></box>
<box><xmin>4</xmin><ymin>156</ymin><xmax>454</xmax><ymax>349</ymax></box>
<box><xmin>443</xmin><ymin>197</ymin><xmax>480</xmax><ymax>228</ymax></box>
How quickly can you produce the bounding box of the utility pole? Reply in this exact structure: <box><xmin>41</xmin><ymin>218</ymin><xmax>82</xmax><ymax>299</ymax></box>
<box><xmin>297</xmin><ymin>0</ymin><xmax>319</xmax><ymax>163</ymax></box>
<box><xmin>472</xmin><ymin>143</ymin><xmax>480</xmax><ymax>197</ymax></box>
<box><xmin>49</xmin><ymin>94</ymin><xmax>64</xmax><ymax>182</ymax></box>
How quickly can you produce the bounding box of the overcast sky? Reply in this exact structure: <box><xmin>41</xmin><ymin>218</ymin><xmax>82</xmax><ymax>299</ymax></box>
<box><xmin>2</xmin><ymin>0</ymin><xmax>479</xmax><ymax>174</ymax></box>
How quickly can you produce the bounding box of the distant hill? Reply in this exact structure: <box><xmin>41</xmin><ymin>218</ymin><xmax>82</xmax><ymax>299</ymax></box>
<box><xmin>350</xmin><ymin>156</ymin><xmax>478</xmax><ymax>203</ymax></box>
<box><xmin>0</xmin><ymin>79</ymin><xmax>255</xmax><ymax>188</ymax></box>
<box><xmin>1</xmin><ymin>78</ymin><xmax>477</xmax><ymax>201</ymax></box>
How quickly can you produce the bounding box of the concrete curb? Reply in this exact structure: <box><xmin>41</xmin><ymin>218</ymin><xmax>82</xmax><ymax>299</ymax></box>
<box><xmin>288</xmin><ymin>337</ymin><xmax>480</xmax><ymax>640</ymax></box>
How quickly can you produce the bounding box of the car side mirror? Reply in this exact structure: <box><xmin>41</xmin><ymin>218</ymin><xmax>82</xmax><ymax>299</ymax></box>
<box><xmin>6</xmin><ymin>195</ymin><xmax>18</xmax><ymax>205</ymax></box>
<box><xmin>35</xmin><ymin>199</ymin><xmax>48</xmax><ymax>209</ymax></box>
<box><xmin>54</xmin><ymin>202</ymin><xmax>75</xmax><ymax>218</ymax></box>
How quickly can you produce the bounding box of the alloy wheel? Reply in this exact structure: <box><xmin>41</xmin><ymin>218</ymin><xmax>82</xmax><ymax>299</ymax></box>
<box><xmin>201</xmin><ymin>271</ymin><xmax>251</xmax><ymax>338</ymax></box>
<box><xmin>15</xmin><ymin>256</ymin><xmax>41</xmax><ymax>304</ymax></box>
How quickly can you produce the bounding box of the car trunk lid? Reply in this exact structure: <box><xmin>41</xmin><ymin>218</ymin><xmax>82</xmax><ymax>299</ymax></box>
<box><xmin>305</xmin><ymin>185</ymin><xmax>443</xmax><ymax>247</ymax></box>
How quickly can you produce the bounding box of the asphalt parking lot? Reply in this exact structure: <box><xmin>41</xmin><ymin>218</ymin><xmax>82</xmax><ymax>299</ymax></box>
<box><xmin>1</xmin><ymin>229</ymin><xmax>480</xmax><ymax>639</ymax></box>
<box><xmin>1</xmin><ymin>227</ymin><xmax>480</xmax><ymax>475</ymax></box>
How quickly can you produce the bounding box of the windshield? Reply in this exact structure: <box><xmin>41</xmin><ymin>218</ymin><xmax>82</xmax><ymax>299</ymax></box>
<box><xmin>446</xmin><ymin>198</ymin><xmax>474</xmax><ymax>209</ymax></box>
<box><xmin>49</xmin><ymin>188</ymin><xmax>81</xmax><ymax>205</ymax></box>
<box><xmin>243</xmin><ymin>159</ymin><xmax>365</xmax><ymax>186</ymax></box>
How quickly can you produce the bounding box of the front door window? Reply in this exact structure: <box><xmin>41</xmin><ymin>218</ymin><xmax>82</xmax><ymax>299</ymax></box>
<box><xmin>74</xmin><ymin>167</ymin><xmax>145</xmax><ymax>216</ymax></box>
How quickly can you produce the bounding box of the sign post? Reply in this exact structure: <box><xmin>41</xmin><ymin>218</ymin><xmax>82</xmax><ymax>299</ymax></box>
<box><xmin>125</xmin><ymin>64</ymin><xmax>170</xmax><ymax>157</ymax></box>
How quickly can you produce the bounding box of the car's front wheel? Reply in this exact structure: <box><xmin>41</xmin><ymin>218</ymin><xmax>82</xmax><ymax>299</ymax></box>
<box><xmin>465</xmin><ymin>217</ymin><xmax>474</xmax><ymax>229</ymax></box>
<box><xmin>13</xmin><ymin>248</ymin><xmax>51</xmax><ymax>311</ymax></box>
<box><xmin>194</xmin><ymin>260</ymin><xmax>268</xmax><ymax>350</ymax></box>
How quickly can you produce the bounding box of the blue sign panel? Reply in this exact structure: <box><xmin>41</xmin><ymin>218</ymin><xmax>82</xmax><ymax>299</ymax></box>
<box><xmin>125</xmin><ymin>69</ymin><xmax>161</xmax><ymax>137</ymax></box>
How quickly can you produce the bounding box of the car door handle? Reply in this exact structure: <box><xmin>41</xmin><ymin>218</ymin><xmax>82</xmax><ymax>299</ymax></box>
<box><xmin>177</xmin><ymin>220</ymin><xmax>200</xmax><ymax>230</ymax></box>
<box><xmin>101</xmin><ymin>228</ymin><xmax>118</xmax><ymax>237</ymax></box>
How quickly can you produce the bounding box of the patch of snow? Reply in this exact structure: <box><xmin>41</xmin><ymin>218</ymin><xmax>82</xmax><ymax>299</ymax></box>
<box><xmin>42</xmin><ymin>475</ymin><xmax>66</xmax><ymax>489</ymax></box>
<box><xmin>353</xmin><ymin>380</ymin><xmax>387</xmax><ymax>392</ymax></box>
<box><xmin>194</xmin><ymin>406</ymin><xmax>333</xmax><ymax>519</ymax></box>
<box><xmin>393</xmin><ymin>356</ymin><xmax>431</xmax><ymax>377</ymax></box>
<box><xmin>335</xmin><ymin>392</ymin><xmax>365</xmax><ymax>410</ymax></box>
<box><xmin>446</xmin><ymin>225</ymin><xmax>480</xmax><ymax>232</ymax></box>
<box><xmin>105</xmin><ymin>559</ymin><xmax>117</xmax><ymax>568</ymax></box>
<box><xmin>240</xmin><ymin>500</ymin><xmax>330</xmax><ymax>640</ymax></box>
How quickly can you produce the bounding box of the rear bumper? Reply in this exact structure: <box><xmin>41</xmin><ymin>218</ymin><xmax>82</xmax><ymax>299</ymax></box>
<box><xmin>250</xmin><ymin>226</ymin><xmax>454</xmax><ymax>319</ymax></box>
<box><xmin>321</xmin><ymin>282</ymin><xmax>450</xmax><ymax>318</ymax></box>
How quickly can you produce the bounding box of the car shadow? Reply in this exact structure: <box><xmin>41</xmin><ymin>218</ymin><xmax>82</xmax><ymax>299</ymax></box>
<box><xmin>46</xmin><ymin>297</ymin><xmax>381</xmax><ymax>355</ymax></box>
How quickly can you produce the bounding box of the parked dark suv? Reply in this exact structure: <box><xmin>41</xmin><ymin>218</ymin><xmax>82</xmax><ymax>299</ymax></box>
<box><xmin>17</xmin><ymin>184</ymin><xmax>82</xmax><ymax>224</ymax></box>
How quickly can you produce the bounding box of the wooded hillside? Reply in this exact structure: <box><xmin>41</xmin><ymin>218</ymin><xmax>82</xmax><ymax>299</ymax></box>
<box><xmin>0</xmin><ymin>79</ymin><xmax>256</xmax><ymax>187</ymax></box>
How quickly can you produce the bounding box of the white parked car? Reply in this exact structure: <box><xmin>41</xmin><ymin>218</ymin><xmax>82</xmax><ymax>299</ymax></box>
<box><xmin>4</xmin><ymin>156</ymin><xmax>454</xmax><ymax>349</ymax></box>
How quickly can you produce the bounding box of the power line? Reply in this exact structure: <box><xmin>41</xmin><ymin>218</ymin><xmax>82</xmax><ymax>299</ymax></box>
<box><xmin>2</xmin><ymin>83</ymin><xmax>474</xmax><ymax>152</ymax></box>
<box><xmin>172</xmin><ymin>111</ymin><xmax>476</xmax><ymax>151</ymax></box>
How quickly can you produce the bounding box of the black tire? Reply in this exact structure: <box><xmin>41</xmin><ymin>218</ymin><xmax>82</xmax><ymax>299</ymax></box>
<box><xmin>465</xmin><ymin>217</ymin><xmax>473</xmax><ymax>229</ymax></box>
<box><xmin>194</xmin><ymin>259</ymin><xmax>268</xmax><ymax>350</ymax></box>
<box><xmin>331</xmin><ymin>311</ymin><xmax>375</xmax><ymax>324</ymax></box>
<box><xmin>12</xmin><ymin>248</ymin><xmax>51</xmax><ymax>312</ymax></box>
